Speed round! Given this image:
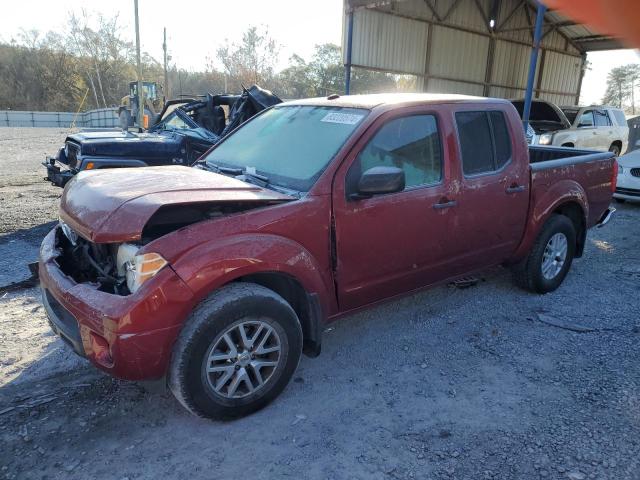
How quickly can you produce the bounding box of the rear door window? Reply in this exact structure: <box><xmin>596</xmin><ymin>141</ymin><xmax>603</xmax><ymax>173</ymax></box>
<box><xmin>595</xmin><ymin>110</ymin><xmax>611</xmax><ymax>127</ymax></box>
<box><xmin>456</xmin><ymin>110</ymin><xmax>512</xmax><ymax>175</ymax></box>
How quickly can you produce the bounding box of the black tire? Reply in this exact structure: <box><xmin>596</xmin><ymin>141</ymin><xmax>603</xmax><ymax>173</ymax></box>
<box><xmin>615</xmin><ymin>198</ymin><xmax>626</xmax><ymax>204</ymax></box>
<box><xmin>168</xmin><ymin>282</ymin><xmax>303</xmax><ymax>419</ymax></box>
<box><xmin>512</xmin><ymin>214</ymin><xmax>576</xmax><ymax>294</ymax></box>
<box><xmin>119</xmin><ymin>110</ymin><xmax>131</xmax><ymax>130</ymax></box>
<box><xmin>609</xmin><ymin>144</ymin><xmax>621</xmax><ymax>156</ymax></box>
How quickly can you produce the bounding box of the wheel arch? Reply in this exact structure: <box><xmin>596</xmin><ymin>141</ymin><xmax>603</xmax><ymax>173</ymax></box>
<box><xmin>233</xmin><ymin>271</ymin><xmax>323</xmax><ymax>357</ymax></box>
<box><xmin>511</xmin><ymin>181</ymin><xmax>588</xmax><ymax>262</ymax></box>
<box><xmin>610</xmin><ymin>140</ymin><xmax>622</xmax><ymax>152</ymax></box>
<box><xmin>168</xmin><ymin>234</ymin><xmax>334</xmax><ymax>357</ymax></box>
<box><xmin>552</xmin><ymin>201</ymin><xmax>587</xmax><ymax>257</ymax></box>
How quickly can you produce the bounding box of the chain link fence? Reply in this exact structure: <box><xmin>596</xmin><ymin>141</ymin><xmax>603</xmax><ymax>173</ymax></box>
<box><xmin>0</xmin><ymin>108</ymin><xmax>119</xmax><ymax>128</ymax></box>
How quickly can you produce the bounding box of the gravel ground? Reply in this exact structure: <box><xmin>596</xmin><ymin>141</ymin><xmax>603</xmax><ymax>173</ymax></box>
<box><xmin>1</xmin><ymin>127</ymin><xmax>639</xmax><ymax>480</ymax></box>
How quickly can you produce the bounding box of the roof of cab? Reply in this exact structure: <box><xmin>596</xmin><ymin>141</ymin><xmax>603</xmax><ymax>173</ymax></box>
<box><xmin>281</xmin><ymin>93</ymin><xmax>508</xmax><ymax>110</ymax></box>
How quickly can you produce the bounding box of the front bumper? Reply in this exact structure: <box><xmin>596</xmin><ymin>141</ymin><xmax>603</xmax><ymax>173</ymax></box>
<box><xmin>39</xmin><ymin>227</ymin><xmax>195</xmax><ymax>380</ymax></box>
<box><xmin>43</xmin><ymin>157</ymin><xmax>75</xmax><ymax>188</ymax></box>
<box><xmin>614</xmin><ymin>170</ymin><xmax>640</xmax><ymax>201</ymax></box>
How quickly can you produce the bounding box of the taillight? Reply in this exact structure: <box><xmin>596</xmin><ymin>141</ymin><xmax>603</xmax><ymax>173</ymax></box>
<box><xmin>611</xmin><ymin>159</ymin><xmax>618</xmax><ymax>193</ymax></box>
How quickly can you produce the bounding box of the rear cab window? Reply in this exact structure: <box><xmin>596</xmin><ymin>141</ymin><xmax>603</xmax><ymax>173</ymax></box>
<box><xmin>455</xmin><ymin>110</ymin><xmax>512</xmax><ymax>176</ymax></box>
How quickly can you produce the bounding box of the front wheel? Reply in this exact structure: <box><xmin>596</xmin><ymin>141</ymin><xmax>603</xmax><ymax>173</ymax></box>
<box><xmin>512</xmin><ymin>214</ymin><xmax>576</xmax><ymax>293</ymax></box>
<box><xmin>168</xmin><ymin>282</ymin><xmax>302</xmax><ymax>419</ymax></box>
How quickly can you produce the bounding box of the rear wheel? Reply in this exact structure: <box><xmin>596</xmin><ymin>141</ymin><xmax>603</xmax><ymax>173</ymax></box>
<box><xmin>512</xmin><ymin>214</ymin><xmax>576</xmax><ymax>293</ymax></box>
<box><xmin>169</xmin><ymin>283</ymin><xmax>302</xmax><ymax>419</ymax></box>
<box><xmin>609</xmin><ymin>144</ymin><xmax>621</xmax><ymax>156</ymax></box>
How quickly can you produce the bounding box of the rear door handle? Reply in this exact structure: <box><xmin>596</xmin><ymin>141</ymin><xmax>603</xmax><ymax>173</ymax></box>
<box><xmin>506</xmin><ymin>185</ymin><xmax>526</xmax><ymax>194</ymax></box>
<box><xmin>432</xmin><ymin>200</ymin><xmax>457</xmax><ymax>210</ymax></box>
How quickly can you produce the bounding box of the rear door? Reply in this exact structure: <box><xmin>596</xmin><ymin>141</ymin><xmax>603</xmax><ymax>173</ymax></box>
<box><xmin>448</xmin><ymin>107</ymin><xmax>529</xmax><ymax>270</ymax></box>
<box><xmin>332</xmin><ymin>106</ymin><xmax>459</xmax><ymax>310</ymax></box>
<box><xmin>594</xmin><ymin>109</ymin><xmax>614</xmax><ymax>151</ymax></box>
<box><xmin>575</xmin><ymin>109</ymin><xmax>598</xmax><ymax>149</ymax></box>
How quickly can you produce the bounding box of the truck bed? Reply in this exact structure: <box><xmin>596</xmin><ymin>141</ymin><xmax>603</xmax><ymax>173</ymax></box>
<box><xmin>528</xmin><ymin>146</ymin><xmax>615</xmax><ymax>228</ymax></box>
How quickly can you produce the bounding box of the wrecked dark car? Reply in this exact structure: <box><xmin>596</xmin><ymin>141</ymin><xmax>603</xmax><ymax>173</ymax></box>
<box><xmin>43</xmin><ymin>85</ymin><xmax>282</xmax><ymax>187</ymax></box>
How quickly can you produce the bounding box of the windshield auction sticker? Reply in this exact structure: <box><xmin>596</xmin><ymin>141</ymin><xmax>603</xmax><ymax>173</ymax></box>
<box><xmin>321</xmin><ymin>112</ymin><xmax>364</xmax><ymax>125</ymax></box>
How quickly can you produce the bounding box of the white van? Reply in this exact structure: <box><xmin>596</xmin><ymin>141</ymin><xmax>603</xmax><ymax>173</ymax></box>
<box><xmin>511</xmin><ymin>100</ymin><xmax>628</xmax><ymax>155</ymax></box>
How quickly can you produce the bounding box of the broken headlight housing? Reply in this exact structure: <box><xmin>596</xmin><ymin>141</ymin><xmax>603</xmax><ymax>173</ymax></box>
<box><xmin>116</xmin><ymin>243</ymin><xmax>168</xmax><ymax>294</ymax></box>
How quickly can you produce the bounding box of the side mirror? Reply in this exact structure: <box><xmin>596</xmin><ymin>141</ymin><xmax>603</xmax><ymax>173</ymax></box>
<box><xmin>351</xmin><ymin>166</ymin><xmax>405</xmax><ymax>200</ymax></box>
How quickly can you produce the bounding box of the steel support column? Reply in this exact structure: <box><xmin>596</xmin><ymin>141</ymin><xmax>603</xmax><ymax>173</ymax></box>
<box><xmin>345</xmin><ymin>10</ymin><xmax>354</xmax><ymax>95</ymax></box>
<box><xmin>522</xmin><ymin>1</ymin><xmax>546</xmax><ymax>130</ymax></box>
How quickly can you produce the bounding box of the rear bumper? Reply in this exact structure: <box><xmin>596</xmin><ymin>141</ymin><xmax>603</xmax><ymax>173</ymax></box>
<box><xmin>43</xmin><ymin>157</ymin><xmax>75</xmax><ymax>188</ymax></box>
<box><xmin>39</xmin><ymin>227</ymin><xmax>195</xmax><ymax>380</ymax></box>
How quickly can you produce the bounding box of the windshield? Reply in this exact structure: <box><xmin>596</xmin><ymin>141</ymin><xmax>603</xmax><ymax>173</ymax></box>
<box><xmin>204</xmin><ymin>105</ymin><xmax>368</xmax><ymax>191</ymax></box>
<box><xmin>562</xmin><ymin>108</ymin><xmax>579</xmax><ymax>125</ymax></box>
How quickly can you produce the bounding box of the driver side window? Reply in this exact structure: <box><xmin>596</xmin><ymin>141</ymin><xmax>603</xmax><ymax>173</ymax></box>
<box><xmin>348</xmin><ymin>114</ymin><xmax>442</xmax><ymax>192</ymax></box>
<box><xmin>578</xmin><ymin>110</ymin><xmax>594</xmax><ymax>127</ymax></box>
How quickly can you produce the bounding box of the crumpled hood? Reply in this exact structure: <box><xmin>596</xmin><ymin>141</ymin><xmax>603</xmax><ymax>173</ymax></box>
<box><xmin>59</xmin><ymin>166</ymin><xmax>294</xmax><ymax>243</ymax></box>
<box><xmin>67</xmin><ymin>130</ymin><xmax>183</xmax><ymax>159</ymax></box>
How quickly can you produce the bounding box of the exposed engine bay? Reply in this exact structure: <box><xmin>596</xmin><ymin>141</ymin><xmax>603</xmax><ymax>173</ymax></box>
<box><xmin>55</xmin><ymin>200</ymin><xmax>286</xmax><ymax>295</ymax></box>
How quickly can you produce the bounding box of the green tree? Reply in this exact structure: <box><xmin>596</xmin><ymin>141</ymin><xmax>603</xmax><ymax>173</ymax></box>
<box><xmin>602</xmin><ymin>64</ymin><xmax>640</xmax><ymax>112</ymax></box>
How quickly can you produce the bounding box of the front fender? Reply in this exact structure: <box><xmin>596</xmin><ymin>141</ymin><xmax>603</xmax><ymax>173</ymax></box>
<box><xmin>171</xmin><ymin>233</ymin><xmax>334</xmax><ymax>315</ymax></box>
<box><xmin>511</xmin><ymin>178</ymin><xmax>588</xmax><ymax>262</ymax></box>
<box><xmin>552</xmin><ymin>131</ymin><xmax>578</xmax><ymax>147</ymax></box>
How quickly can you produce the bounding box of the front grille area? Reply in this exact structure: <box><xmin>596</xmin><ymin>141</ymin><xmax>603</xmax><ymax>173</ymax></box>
<box><xmin>616</xmin><ymin>187</ymin><xmax>640</xmax><ymax>197</ymax></box>
<box><xmin>55</xmin><ymin>227</ymin><xmax>123</xmax><ymax>294</ymax></box>
<box><xmin>630</xmin><ymin>168</ymin><xmax>640</xmax><ymax>178</ymax></box>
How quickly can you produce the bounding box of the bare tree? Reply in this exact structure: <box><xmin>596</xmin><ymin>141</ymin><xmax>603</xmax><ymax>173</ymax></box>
<box><xmin>216</xmin><ymin>26</ymin><xmax>279</xmax><ymax>91</ymax></box>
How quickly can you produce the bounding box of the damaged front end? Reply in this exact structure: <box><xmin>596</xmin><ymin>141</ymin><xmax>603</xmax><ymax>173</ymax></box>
<box><xmin>55</xmin><ymin>223</ymin><xmax>171</xmax><ymax>297</ymax></box>
<box><xmin>55</xmin><ymin>200</ymin><xmax>283</xmax><ymax>296</ymax></box>
<box><xmin>55</xmin><ymin>223</ymin><xmax>129</xmax><ymax>295</ymax></box>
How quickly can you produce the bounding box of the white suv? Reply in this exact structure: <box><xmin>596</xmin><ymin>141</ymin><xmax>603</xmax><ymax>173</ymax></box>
<box><xmin>511</xmin><ymin>100</ymin><xmax>629</xmax><ymax>155</ymax></box>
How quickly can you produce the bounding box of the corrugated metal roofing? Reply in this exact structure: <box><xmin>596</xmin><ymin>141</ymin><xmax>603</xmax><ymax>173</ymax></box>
<box><xmin>342</xmin><ymin>0</ymin><xmax>611</xmax><ymax>105</ymax></box>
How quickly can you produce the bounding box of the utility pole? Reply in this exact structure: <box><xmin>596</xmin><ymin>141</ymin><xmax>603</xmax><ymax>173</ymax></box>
<box><xmin>163</xmin><ymin>27</ymin><xmax>169</xmax><ymax>99</ymax></box>
<box><xmin>134</xmin><ymin>0</ymin><xmax>144</xmax><ymax>131</ymax></box>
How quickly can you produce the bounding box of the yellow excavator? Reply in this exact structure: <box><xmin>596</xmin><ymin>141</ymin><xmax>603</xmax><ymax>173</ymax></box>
<box><xmin>118</xmin><ymin>81</ymin><xmax>165</xmax><ymax>130</ymax></box>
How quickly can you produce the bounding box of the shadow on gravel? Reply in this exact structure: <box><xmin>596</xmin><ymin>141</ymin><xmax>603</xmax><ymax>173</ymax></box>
<box><xmin>0</xmin><ymin>221</ymin><xmax>54</xmax><ymax>287</ymax></box>
<box><xmin>0</xmin><ymin>220</ymin><xmax>56</xmax><ymax>245</ymax></box>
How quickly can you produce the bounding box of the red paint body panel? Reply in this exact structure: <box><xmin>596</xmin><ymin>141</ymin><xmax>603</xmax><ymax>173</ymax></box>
<box><xmin>60</xmin><ymin>166</ymin><xmax>293</xmax><ymax>243</ymax></box>
<box><xmin>39</xmin><ymin>94</ymin><xmax>615</xmax><ymax>381</ymax></box>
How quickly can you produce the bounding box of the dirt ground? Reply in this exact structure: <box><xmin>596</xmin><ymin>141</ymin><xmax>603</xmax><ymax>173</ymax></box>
<box><xmin>1</xmin><ymin>127</ymin><xmax>639</xmax><ymax>480</ymax></box>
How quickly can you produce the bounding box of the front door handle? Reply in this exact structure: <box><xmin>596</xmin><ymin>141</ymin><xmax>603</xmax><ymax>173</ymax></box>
<box><xmin>506</xmin><ymin>185</ymin><xmax>526</xmax><ymax>194</ymax></box>
<box><xmin>432</xmin><ymin>200</ymin><xmax>457</xmax><ymax>210</ymax></box>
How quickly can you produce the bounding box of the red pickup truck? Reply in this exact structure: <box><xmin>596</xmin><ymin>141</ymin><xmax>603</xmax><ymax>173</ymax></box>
<box><xmin>40</xmin><ymin>94</ymin><xmax>616</xmax><ymax>419</ymax></box>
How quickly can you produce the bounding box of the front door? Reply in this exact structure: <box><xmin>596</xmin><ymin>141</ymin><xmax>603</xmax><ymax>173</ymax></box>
<box><xmin>332</xmin><ymin>107</ymin><xmax>458</xmax><ymax>311</ymax></box>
